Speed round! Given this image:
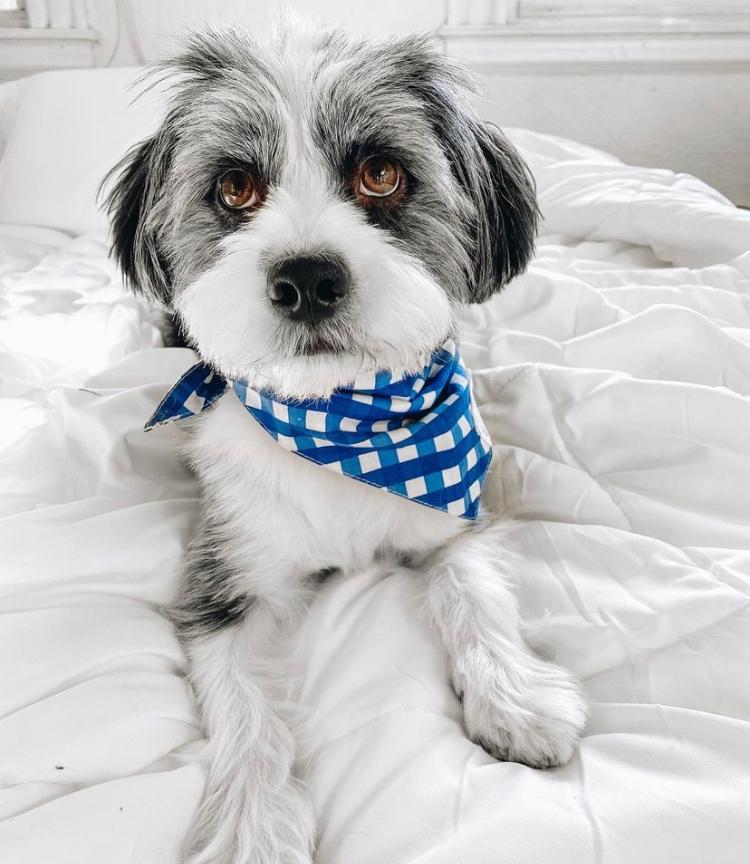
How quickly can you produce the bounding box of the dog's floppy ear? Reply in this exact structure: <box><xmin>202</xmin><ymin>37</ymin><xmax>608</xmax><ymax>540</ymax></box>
<box><xmin>395</xmin><ymin>39</ymin><xmax>538</xmax><ymax>302</ymax></box>
<box><xmin>459</xmin><ymin>121</ymin><xmax>539</xmax><ymax>302</ymax></box>
<box><xmin>103</xmin><ymin>131</ymin><xmax>174</xmax><ymax>305</ymax></box>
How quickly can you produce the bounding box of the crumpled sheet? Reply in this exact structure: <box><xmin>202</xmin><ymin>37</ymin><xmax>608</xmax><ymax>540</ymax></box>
<box><xmin>1</xmin><ymin>131</ymin><xmax>749</xmax><ymax>863</ymax></box>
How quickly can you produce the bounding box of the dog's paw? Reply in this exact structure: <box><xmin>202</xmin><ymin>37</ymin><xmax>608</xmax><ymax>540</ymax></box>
<box><xmin>459</xmin><ymin>654</ymin><xmax>587</xmax><ymax>769</ymax></box>
<box><xmin>182</xmin><ymin>775</ymin><xmax>315</xmax><ymax>864</ymax></box>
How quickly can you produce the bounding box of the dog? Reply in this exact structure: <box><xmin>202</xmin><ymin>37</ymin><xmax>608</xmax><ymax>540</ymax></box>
<box><xmin>106</xmin><ymin>19</ymin><xmax>587</xmax><ymax>864</ymax></box>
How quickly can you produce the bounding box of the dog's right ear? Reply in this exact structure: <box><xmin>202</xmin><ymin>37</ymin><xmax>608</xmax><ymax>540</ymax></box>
<box><xmin>103</xmin><ymin>132</ymin><xmax>174</xmax><ymax>305</ymax></box>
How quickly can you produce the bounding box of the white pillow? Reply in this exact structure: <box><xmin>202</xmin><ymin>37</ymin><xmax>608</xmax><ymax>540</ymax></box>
<box><xmin>0</xmin><ymin>67</ymin><xmax>166</xmax><ymax>236</ymax></box>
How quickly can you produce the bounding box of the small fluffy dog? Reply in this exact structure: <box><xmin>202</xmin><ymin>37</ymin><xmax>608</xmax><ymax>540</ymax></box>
<box><xmin>107</xmin><ymin>21</ymin><xmax>586</xmax><ymax>864</ymax></box>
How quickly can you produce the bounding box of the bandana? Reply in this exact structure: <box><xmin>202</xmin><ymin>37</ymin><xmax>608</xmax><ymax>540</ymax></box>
<box><xmin>146</xmin><ymin>343</ymin><xmax>492</xmax><ymax>520</ymax></box>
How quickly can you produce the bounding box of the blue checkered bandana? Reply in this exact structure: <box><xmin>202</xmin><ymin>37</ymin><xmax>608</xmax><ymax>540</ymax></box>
<box><xmin>146</xmin><ymin>342</ymin><xmax>492</xmax><ymax>520</ymax></box>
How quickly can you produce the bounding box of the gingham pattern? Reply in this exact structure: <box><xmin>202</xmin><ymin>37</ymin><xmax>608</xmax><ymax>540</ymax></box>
<box><xmin>146</xmin><ymin>343</ymin><xmax>492</xmax><ymax>520</ymax></box>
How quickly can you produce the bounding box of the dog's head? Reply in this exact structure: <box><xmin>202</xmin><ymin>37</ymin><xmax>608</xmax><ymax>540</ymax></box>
<box><xmin>107</xmin><ymin>22</ymin><xmax>537</xmax><ymax>397</ymax></box>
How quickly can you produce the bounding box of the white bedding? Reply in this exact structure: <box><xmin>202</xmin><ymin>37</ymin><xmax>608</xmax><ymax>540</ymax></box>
<box><xmin>2</xmin><ymin>129</ymin><xmax>750</xmax><ymax>864</ymax></box>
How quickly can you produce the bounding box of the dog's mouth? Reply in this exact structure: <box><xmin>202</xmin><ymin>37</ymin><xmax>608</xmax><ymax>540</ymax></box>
<box><xmin>300</xmin><ymin>335</ymin><xmax>339</xmax><ymax>356</ymax></box>
<box><xmin>290</xmin><ymin>324</ymin><xmax>353</xmax><ymax>358</ymax></box>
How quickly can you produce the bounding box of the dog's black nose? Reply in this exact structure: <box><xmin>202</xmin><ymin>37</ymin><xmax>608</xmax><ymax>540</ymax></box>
<box><xmin>268</xmin><ymin>255</ymin><xmax>349</xmax><ymax>323</ymax></box>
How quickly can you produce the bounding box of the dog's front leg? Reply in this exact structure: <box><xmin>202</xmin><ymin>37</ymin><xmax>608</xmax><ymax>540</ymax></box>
<box><xmin>175</xmin><ymin>598</ymin><xmax>315</xmax><ymax>864</ymax></box>
<box><xmin>425</xmin><ymin>521</ymin><xmax>588</xmax><ymax>768</ymax></box>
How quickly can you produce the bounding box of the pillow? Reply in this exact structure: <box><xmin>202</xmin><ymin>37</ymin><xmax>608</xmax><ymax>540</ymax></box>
<box><xmin>0</xmin><ymin>67</ymin><xmax>165</xmax><ymax>236</ymax></box>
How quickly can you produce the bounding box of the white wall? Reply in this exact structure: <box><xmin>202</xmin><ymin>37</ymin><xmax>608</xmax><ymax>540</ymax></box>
<box><xmin>476</xmin><ymin>68</ymin><xmax>750</xmax><ymax>206</ymax></box>
<box><xmin>115</xmin><ymin>0</ymin><xmax>448</xmax><ymax>62</ymax></box>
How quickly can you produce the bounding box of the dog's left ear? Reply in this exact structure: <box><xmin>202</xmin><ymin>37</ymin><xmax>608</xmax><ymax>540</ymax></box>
<box><xmin>396</xmin><ymin>39</ymin><xmax>538</xmax><ymax>302</ymax></box>
<box><xmin>456</xmin><ymin>120</ymin><xmax>539</xmax><ymax>302</ymax></box>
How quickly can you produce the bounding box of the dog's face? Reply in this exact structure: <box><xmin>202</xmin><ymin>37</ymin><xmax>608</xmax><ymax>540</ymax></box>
<box><xmin>107</xmin><ymin>23</ymin><xmax>537</xmax><ymax>397</ymax></box>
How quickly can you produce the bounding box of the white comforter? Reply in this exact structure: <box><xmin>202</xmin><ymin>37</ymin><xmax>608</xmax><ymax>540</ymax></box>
<box><xmin>2</xmin><ymin>131</ymin><xmax>749</xmax><ymax>864</ymax></box>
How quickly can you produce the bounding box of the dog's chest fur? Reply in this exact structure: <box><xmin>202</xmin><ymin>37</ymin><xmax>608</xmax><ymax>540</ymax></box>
<box><xmin>188</xmin><ymin>393</ymin><xmax>467</xmax><ymax>594</ymax></box>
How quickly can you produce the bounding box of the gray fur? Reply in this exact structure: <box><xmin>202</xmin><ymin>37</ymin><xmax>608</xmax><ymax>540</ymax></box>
<box><xmin>168</xmin><ymin>503</ymin><xmax>255</xmax><ymax>640</ymax></box>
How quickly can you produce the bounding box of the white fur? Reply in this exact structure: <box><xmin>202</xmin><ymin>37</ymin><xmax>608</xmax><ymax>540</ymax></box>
<box><xmin>184</xmin><ymin>623</ymin><xmax>315</xmax><ymax>864</ymax></box>
<box><xmin>425</xmin><ymin>522</ymin><xmax>588</xmax><ymax>767</ymax></box>
<box><xmin>175</xmin><ymin>180</ymin><xmax>454</xmax><ymax>399</ymax></box>
<box><xmin>191</xmin><ymin>395</ymin><xmax>462</xmax><ymax>582</ymax></box>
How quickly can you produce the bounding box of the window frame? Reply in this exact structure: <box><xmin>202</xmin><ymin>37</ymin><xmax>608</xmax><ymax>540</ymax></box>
<box><xmin>0</xmin><ymin>0</ymin><xmax>26</xmax><ymax>29</ymax></box>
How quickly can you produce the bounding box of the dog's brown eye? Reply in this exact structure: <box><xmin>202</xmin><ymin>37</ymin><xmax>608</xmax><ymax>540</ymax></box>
<box><xmin>218</xmin><ymin>169</ymin><xmax>261</xmax><ymax>210</ymax></box>
<box><xmin>355</xmin><ymin>156</ymin><xmax>405</xmax><ymax>205</ymax></box>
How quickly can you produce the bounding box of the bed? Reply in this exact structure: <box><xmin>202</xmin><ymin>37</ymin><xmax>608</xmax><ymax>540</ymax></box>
<box><xmin>1</xmin><ymin>68</ymin><xmax>749</xmax><ymax>864</ymax></box>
